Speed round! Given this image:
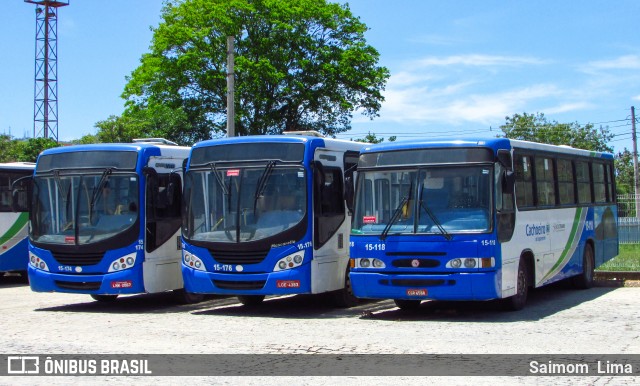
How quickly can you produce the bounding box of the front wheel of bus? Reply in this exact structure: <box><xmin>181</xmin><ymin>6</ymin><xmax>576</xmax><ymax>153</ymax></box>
<box><xmin>237</xmin><ymin>295</ymin><xmax>265</xmax><ymax>307</ymax></box>
<box><xmin>90</xmin><ymin>294</ymin><xmax>118</xmax><ymax>302</ymax></box>
<box><xmin>503</xmin><ymin>257</ymin><xmax>528</xmax><ymax>311</ymax></box>
<box><xmin>174</xmin><ymin>289</ymin><xmax>204</xmax><ymax>304</ymax></box>
<box><xmin>394</xmin><ymin>299</ymin><xmax>421</xmax><ymax>311</ymax></box>
<box><xmin>332</xmin><ymin>269</ymin><xmax>359</xmax><ymax>308</ymax></box>
<box><xmin>573</xmin><ymin>244</ymin><xmax>594</xmax><ymax>290</ymax></box>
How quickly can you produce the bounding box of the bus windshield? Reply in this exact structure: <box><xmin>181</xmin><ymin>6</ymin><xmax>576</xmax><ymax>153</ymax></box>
<box><xmin>31</xmin><ymin>171</ymin><xmax>139</xmax><ymax>245</ymax></box>
<box><xmin>353</xmin><ymin>165</ymin><xmax>492</xmax><ymax>236</ymax></box>
<box><xmin>184</xmin><ymin>164</ymin><xmax>306</xmax><ymax>243</ymax></box>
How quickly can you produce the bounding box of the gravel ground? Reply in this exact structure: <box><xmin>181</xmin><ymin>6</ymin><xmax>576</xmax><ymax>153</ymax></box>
<box><xmin>0</xmin><ymin>275</ymin><xmax>638</xmax><ymax>385</ymax></box>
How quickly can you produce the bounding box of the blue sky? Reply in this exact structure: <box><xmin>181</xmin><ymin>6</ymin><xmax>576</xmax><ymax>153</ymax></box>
<box><xmin>1</xmin><ymin>1</ymin><xmax>638</xmax><ymax>153</ymax></box>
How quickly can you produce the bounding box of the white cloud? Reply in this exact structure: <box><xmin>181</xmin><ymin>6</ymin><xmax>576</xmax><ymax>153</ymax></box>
<box><xmin>584</xmin><ymin>55</ymin><xmax>640</xmax><ymax>71</ymax></box>
<box><xmin>410</xmin><ymin>54</ymin><xmax>548</xmax><ymax>68</ymax></box>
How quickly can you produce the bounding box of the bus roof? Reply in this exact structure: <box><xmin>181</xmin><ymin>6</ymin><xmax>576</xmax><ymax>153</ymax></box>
<box><xmin>361</xmin><ymin>137</ymin><xmax>613</xmax><ymax>159</ymax></box>
<box><xmin>193</xmin><ymin>135</ymin><xmax>366</xmax><ymax>153</ymax></box>
<box><xmin>0</xmin><ymin>161</ymin><xmax>36</xmax><ymax>171</ymax></box>
<box><xmin>38</xmin><ymin>142</ymin><xmax>191</xmax><ymax>159</ymax></box>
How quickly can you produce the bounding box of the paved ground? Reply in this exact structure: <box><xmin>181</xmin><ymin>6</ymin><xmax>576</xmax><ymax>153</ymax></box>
<box><xmin>0</xmin><ymin>274</ymin><xmax>638</xmax><ymax>385</ymax></box>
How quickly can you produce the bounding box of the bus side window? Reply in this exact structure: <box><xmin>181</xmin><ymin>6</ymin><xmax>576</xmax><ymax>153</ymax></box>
<box><xmin>514</xmin><ymin>154</ymin><xmax>534</xmax><ymax>208</ymax></box>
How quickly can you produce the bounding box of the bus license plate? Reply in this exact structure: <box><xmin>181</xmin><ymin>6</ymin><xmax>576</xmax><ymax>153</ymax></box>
<box><xmin>276</xmin><ymin>280</ymin><xmax>300</xmax><ymax>288</ymax></box>
<box><xmin>406</xmin><ymin>288</ymin><xmax>427</xmax><ymax>296</ymax></box>
<box><xmin>111</xmin><ymin>280</ymin><xmax>132</xmax><ymax>289</ymax></box>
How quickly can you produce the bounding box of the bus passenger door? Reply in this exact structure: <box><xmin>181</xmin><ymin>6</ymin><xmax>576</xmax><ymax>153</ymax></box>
<box><xmin>311</xmin><ymin>149</ymin><xmax>348</xmax><ymax>293</ymax></box>
<box><xmin>143</xmin><ymin>157</ymin><xmax>184</xmax><ymax>292</ymax></box>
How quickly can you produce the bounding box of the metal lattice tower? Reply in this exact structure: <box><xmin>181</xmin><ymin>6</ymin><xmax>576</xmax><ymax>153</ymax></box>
<box><xmin>25</xmin><ymin>0</ymin><xmax>69</xmax><ymax>142</ymax></box>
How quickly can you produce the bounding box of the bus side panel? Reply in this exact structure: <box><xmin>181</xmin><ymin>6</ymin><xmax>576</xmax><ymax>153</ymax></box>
<box><xmin>0</xmin><ymin>212</ymin><xmax>29</xmax><ymax>272</ymax></box>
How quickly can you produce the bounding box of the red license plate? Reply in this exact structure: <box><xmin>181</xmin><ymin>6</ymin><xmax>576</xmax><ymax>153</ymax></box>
<box><xmin>276</xmin><ymin>280</ymin><xmax>300</xmax><ymax>288</ymax></box>
<box><xmin>111</xmin><ymin>280</ymin><xmax>132</xmax><ymax>289</ymax></box>
<box><xmin>406</xmin><ymin>288</ymin><xmax>427</xmax><ymax>296</ymax></box>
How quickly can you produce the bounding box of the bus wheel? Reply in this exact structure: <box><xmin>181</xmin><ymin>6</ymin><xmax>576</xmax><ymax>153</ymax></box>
<box><xmin>90</xmin><ymin>294</ymin><xmax>118</xmax><ymax>302</ymax></box>
<box><xmin>332</xmin><ymin>269</ymin><xmax>359</xmax><ymax>308</ymax></box>
<box><xmin>237</xmin><ymin>295</ymin><xmax>265</xmax><ymax>307</ymax></box>
<box><xmin>503</xmin><ymin>257</ymin><xmax>529</xmax><ymax>311</ymax></box>
<box><xmin>174</xmin><ymin>289</ymin><xmax>204</xmax><ymax>304</ymax></box>
<box><xmin>394</xmin><ymin>299</ymin><xmax>421</xmax><ymax>310</ymax></box>
<box><xmin>573</xmin><ymin>244</ymin><xmax>594</xmax><ymax>290</ymax></box>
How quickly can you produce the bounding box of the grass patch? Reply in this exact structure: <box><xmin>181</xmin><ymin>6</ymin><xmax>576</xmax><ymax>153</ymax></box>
<box><xmin>597</xmin><ymin>244</ymin><xmax>640</xmax><ymax>271</ymax></box>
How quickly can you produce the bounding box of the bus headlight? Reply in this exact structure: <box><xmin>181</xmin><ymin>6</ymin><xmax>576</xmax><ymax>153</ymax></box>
<box><xmin>273</xmin><ymin>250</ymin><xmax>305</xmax><ymax>272</ymax></box>
<box><xmin>354</xmin><ymin>258</ymin><xmax>385</xmax><ymax>269</ymax></box>
<box><xmin>183</xmin><ymin>252</ymin><xmax>206</xmax><ymax>271</ymax></box>
<box><xmin>108</xmin><ymin>252</ymin><xmax>137</xmax><ymax>272</ymax></box>
<box><xmin>446</xmin><ymin>258</ymin><xmax>495</xmax><ymax>269</ymax></box>
<box><xmin>29</xmin><ymin>253</ymin><xmax>49</xmax><ymax>272</ymax></box>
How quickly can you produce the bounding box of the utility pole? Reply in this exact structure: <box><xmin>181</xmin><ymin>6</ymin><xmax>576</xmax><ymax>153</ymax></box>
<box><xmin>632</xmin><ymin>106</ymin><xmax>639</xmax><ymax>217</ymax></box>
<box><xmin>226</xmin><ymin>36</ymin><xmax>235</xmax><ymax>137</ymax></box>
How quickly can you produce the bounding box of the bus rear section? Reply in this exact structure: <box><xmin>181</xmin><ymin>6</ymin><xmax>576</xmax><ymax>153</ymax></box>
<box><xmin>0</xmin><ymin>162</ymin><xmax>35</xmax><ymax>275</ymax></box>
<box><xmin>181</xmin><ymin>135</ymin><xmax>363</xmax><ymax>306</ymax></box>
<box><xmin>27</xmin><ymin>141</ymin><xmax>198</xmax><ymax>302</ymax></box>
<box><xmin>349</xmin><ymin>138</ymin><xmax>618</xmax><ymax>310</ymax></box>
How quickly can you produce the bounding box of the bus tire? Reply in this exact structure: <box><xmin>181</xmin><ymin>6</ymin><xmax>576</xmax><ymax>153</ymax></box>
<box><xmin>572</xmin><ymin>244</ymin><xmax>594</xmax><ymax>290</ymax></box>
<box><xmin>237</xmin><ymin>295</ymin><xmax>265</xmax><ymax>307</ymax></box>
<box><xmin>90</xmin><ymin>294</ymin><xmax>118</xmax><ymax>302</ymax></box>
<box><xmin>503</xmin><ymin>257</ymin><xmax>529</xmax><ymax>311</ymax></box>
<box><xmin>174</xmin><ymin>289</ymin><xmax>204</xmax><ymax>304</ymax></box>
<box><xmin>394</xmin><ymin>299</ymin><xmax>421</xmax><ymax>310</ymax></box>
<box><xmin>332</xmin><ymin>269</ymin><xmax>359</xmax><ymax>308</ymax></box>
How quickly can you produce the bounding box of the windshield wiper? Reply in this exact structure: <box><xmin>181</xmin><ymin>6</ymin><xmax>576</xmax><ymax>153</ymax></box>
<box><xmin>209</xmin><ymin>162</ymin><xmax>229</xmax><ymax>195</ymax></box>
<box><xmin>253</xmin><ymin>160</ymin><xmax>276</xmax><ymax>215</ymax></box>
<box><xmin>89</xmin><ymin>168</ymin><xmax>112</xmax><ymax>224</ymax></box>
<box><xmin>418</xmin><ymin>196</ymin><xmax>452</xmax><ymax>241</ymax></box>
<box><xmin>380</xmin><ymin>196</ymin><xmax>409</xmax><ymax>241</ymax></box>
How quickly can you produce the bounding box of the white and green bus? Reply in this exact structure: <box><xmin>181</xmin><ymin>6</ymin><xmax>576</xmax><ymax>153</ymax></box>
<box><xmin>0</xmin><ymin>162</ymin><xmax>35</xmax><ymax>275</ymax></box>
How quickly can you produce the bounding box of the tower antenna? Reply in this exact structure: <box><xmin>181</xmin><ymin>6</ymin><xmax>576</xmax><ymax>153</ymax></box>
<box><xmin>25</xmin><ymin>0</ymin><xmax>69</xmax><ymax>142</ymax></box>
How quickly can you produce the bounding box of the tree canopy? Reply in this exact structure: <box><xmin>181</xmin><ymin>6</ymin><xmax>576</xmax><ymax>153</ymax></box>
<box><xmin>499</xmin><ymin>112</ymin><xmax>614</xmax><ymax>153</ymax></box>
<box><xmin>0</xmin><ymin>135</ymin><xmax>59</xmax><ymax>163</ymax></box>
<box><xmin>122</xmin><ymin>0</ymin><xmax>389</xmax><ymax>143</ymax></box>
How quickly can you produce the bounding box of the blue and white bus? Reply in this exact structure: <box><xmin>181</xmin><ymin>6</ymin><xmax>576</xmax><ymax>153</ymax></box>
<box><xmin>350</xmin><ymin>138</ymin><xmax>618</xmax><ymax>310</ymax></box>
<box><xmin>181</xmin><ymin>134</ymin><xmax>365</xmax><ymax>306</ymax></box>
<box><xmin>0</xmin><ymin>162</ymin><xmax>35</xmax><ymax>276</ymax></box>
<box><xmin>27</xmin><ymin>140</ymin><xmax>201</xmax><ymax>302</ymax></box>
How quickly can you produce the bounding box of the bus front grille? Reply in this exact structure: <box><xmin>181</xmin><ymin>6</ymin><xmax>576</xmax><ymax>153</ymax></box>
<box><xmin>390</xmin><ymin>279</ymin><xmax>448</xmax><ymax>287</ymax></box>
<box><xmin>51</xmin><ymin>251</ymin><xmax>104</xmax><ymax>266</ymax></box>
<box><xmin>210</xmin><ymin>249</ymin><xmax>269</xmax><ymax>265</ymax></box>
<box><xmin>392</xmin><ymin>259</ymin><xmax>441</xmax><ymax>268</ymax></box>
<box><xmin>55</xmin><ymin>280</ymin><xmax>101</xmax><ymax>291</ymax></box>
<box><xmin>213</xmin><ymin>280</ymin><xmax>266</xmax><ymax>290</ymax></box>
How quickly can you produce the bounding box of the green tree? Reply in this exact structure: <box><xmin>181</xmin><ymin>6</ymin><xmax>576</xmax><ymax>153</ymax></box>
<box><xmin>352</xmin><ymin>131</ymin><xmax>396</xmax><ymax>144</ymax></box>
<box><xmin>615</xmin><ymin>149</ymin><xmax>634</xmax><ymax>195</ymax></box>
<box><xmin>122</xmin><ymin>0</ymin><xmax>389</xmax><ymax>141</ymax></box>
<box><xmin>499</xmin><ymin>112</ymin><xmax>613</xmax><ymax>153</ymax></box>
<box><xmin>13</xmin><ymin>137</ymin><xmax>60</xmax><ymax>162</ymax></box>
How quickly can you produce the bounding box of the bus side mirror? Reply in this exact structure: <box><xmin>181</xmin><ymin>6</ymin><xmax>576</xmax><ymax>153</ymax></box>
<box><xmin>497</xmin><ymin>149</ymin><xmax>513</xmax><ymax>171</ymax></box>
<box><xmin>11</xmin><ymin>176</ymin><xmax>32</xmax><ymax>212</ymax></box>
<box><xmin>502</xmin><ymin>170</ymin><xmax>515</xmax><ymax>192</ymax></box>
<box><xmin>344</xmin><ymin>175</ymin><xmax>355</xmax><ymax>215</ymax></box>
